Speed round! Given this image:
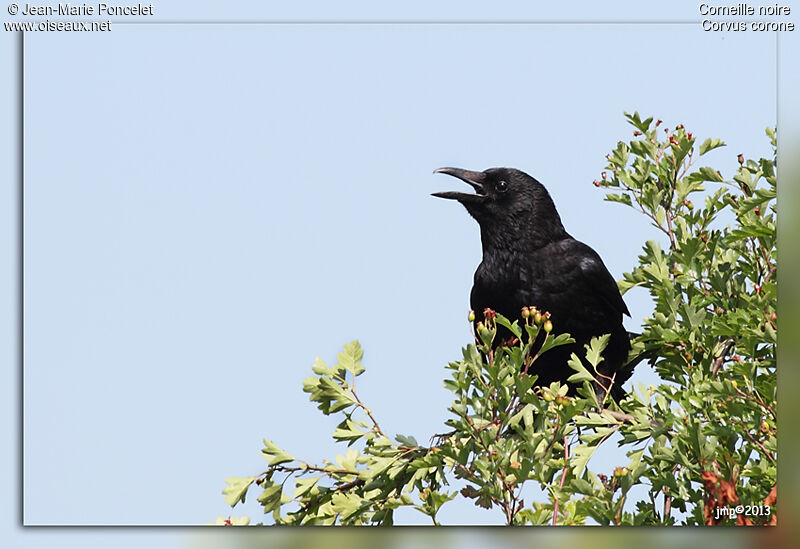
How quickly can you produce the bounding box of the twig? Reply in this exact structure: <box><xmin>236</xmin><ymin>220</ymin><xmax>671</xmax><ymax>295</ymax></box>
<box><xmin>274</xmin><ymin>463</ymin><xmax>357</xmax><ymax>476</ymax></box>
<box><xmin>662</xmin><ymin>465</ymin><xmax>679</xmax><ymax>522</ymax></box>
<box><xmin>733</xmin><ymin>385</ymin><xmax>775</xmax><ymax>419</ymax></box>
<box><xmin>350</xmin><ymin>388</ymin><xmax>386</xmax><ymax>438</ymax></box>
<box><xmin>762</xmin><ymin>264</ymin><xmax>776</xmax><ymax>285</ymax></box>
<box><xmin>711</xmin><ymin>338</ymin><xmax>736</xmax><ymax>376</ymax></box>
<box><xmin>552</xmin><ymin>436</ymin><xmax>570</xmax><ymax>525</ymax></box>
<box><xmin>540</xmin><ymin>418</ymin><xmax>562</xmax><ymax>459</ymax></box>
<box><xmin>677</xmin><ymin>154</ymin><xmax>696</xmax><ymax>181</ymax></box>
<box><xmin>334</xmin><ymin>478</ymin><xmax>365</xmax><ymax>493</ymax></box>
<box><xmin>733</xmin><ymin>419</ymin><xmax>776</xmax><ymax>464</ymax></box>
<box><xmin>600</xmin><ymin>408</ymin><xmax>663</xmax><ymax>429</ymax></box>
<box><xmin>664</xmin><ymin>210</ymin><xmax>677</xmax><ymax>251</ymax></box>
<box><xmin>463</xmin><ymin>413</ymin><xmax>493</xmax><ymax>454</ymax></box>
<box><xmin>601</xmin><ymin>409</ymin><xmax>636</xmax><ymax>423</ymax></box>
<box><xmin>527</xmin><ymin>332</ymin><xmax>550</xmax><ymax>366</ymax></box>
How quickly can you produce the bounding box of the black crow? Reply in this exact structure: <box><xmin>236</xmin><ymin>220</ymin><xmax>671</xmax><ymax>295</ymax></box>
<box><xmin>433</xmin><ymin>167</ymin><xmax>633</xmax><ymax>402</ymax></box>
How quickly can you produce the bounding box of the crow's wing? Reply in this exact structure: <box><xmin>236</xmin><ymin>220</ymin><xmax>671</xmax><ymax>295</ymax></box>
<box><xmin>532</xmin><ymin>238</ymin><xmax>630</xmax><ymax>321</ymax></box>
<box><xmin>571</xmin><ymin>241</ymin><xmax>630</xmax><ymax>318</ymax></box>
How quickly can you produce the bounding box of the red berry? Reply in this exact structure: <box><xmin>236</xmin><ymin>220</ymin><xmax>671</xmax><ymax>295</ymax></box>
<box><xmin>601</xmin><ymin>171</ymin><xmax>607</xmax><ymax>180</ymax></box>
<box><xmin>754</xmin><ymin>207</ymin><xmax>761</xmax><ymax>216</ymax></box>
<box><xmin>737</xmin><ymin>154</ymin><xmax>744</xmax><ymax>164</ymax></box>
<box><xmin>656</xmin><ymin>119</ymin><xmax>662</xmax><ymax>127</ymax></box>
<box><xmin>633</xmin><ymin>130</ymin><xmax>642</xmax><ymax>136</ymax></box>
<box><xmin>593</xmin><ymin>180</ymin><xmax>600</xmax><ymax>187</ymax></box>
<box><xmin>771</xmin><ymin>312</ymin><xmax>777</xmax><ymax>321</ymax></box>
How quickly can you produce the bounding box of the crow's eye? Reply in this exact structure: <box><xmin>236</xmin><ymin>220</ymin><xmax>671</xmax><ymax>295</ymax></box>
<box><xmin>496</xmin><ymin>180</ymin><xmax>508</xmax><ymax>193</ymax></box>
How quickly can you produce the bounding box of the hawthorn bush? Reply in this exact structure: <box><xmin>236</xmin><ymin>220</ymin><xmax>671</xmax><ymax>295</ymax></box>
<box><xmin>220</xmin><ymin>114</ymin><xmax>776</xmax><ymax>525</ymax></box>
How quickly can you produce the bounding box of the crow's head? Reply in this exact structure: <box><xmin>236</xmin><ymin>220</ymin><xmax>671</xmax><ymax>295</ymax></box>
<box><xmin>433</xmin><ymin>167</ymin><xmax>567</xmax><ymax>245</ymax></box>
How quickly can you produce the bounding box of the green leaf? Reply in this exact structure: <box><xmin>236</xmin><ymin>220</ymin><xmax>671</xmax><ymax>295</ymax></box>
<box><xmin>570</xmin><ymin>477</ymin><xmax>596</xmax><ymax>496</ymax></box>
<box><xmin>605</xmin><ymin>193</ymin><xmax>633</xmax><ymax>207</ymax></box>
<box><xmin>576</xmin><ymin>412</ymin><xmax>615</xmax><ymax>427</ymax></box>
<box><xmin>585</xmin><ymin>335</ymin><xmax>610</xmax><ymax>368</ymax></box>
<box><xmin>222</xmin><ymin>476</ymin><xmax>255</xmax><ymax>507</ymax></box>
<box><xmin>337</xmin><ymin>341</ymin><xmax>366</xmax><ymax>377</ymax></box>
<box><xmin>495</xmin><ymin>313</ymin><xmax>522</xmax><ymax>338</ymax></box>
<box><xmin>625</xmin><ymin>111</ymin><xmax>653</xmax><ymax>133</ymax></box>
<box><xmin>539</xmin><ymin>332</ymin><xmax>575</xmax><ymax>356</ymax></box>
<box><xmin>332</xmin><ymin>419</ymin><xmax>366</xmax><ymax>445</ymax></box>
<box><xmin>257</xmin><ymin>481</ymin><xmax>284</xmax><ymax>513</ymax></box>
<box><xmin>293</xmin><ymin>476</ymin><xmax>320</xmax><ymax>498</ymax></box>
<box><xmin>567</xmin><ymin>353</ymin><xmax>595</xmax><ymax>384</ymax></box>
<box><xmin>686</xmin><ymin>166</ymin><xmax>724</xmax><ymax>184</ymax></box>
<box><xmin>627</xmin><ymin>448</ymin><xmax>646</xmax><ymax>470</ymax></box>
<box><xmin>262</xmin><ymin>439</ymin><xmax>294</xmax><ymax>466</ymax></box>
<box><xmin>311</xmin><ymin>357</ymin><xmax>330</xmax><ymax>375</ymax></box>
<box><xmin>699</xmin><ymin>137</ymin><xmax>725</xmax><ymax>156</ymax></box>
<box><xmin>395</xmin><ymin>434</ymin><xmax>419</xmax><ymax>447</ymax></box>
<box><xmin>580</xmin><ymin>426</ymin><xmax>615</xmax><ymax>445</ymax></box>
<box><xmin>571</xmin><ymin>444</ymin><xmax>596</xmax><ymax>477</ymax></box>
<box><xmin>509</xmin><ymin>403</ymin><xmax>533</xmax><ymax>428</ymax></box>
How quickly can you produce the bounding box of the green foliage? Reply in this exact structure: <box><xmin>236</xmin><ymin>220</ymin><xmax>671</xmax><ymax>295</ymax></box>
<box><xmin>597</xmin><ymin>114</ymin><xmax>777</xmax><ymax>525</ymax></box>
<box><xmin>219</xmin><ymin>115</ymin><xmax>776</xmax><ymax>526</ymax></box>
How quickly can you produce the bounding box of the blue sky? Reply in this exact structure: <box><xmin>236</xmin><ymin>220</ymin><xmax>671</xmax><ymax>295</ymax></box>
<box><xmin>1</xmin><ymin>0</ymin><xmax>796</xmax><ymax>545</ymax></box>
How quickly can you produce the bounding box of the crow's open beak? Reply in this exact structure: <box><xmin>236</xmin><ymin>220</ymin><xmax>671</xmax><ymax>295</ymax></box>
<box><xmin>432</xmin><ymin>167</ymin><xmax>488</xmax><ymax>204</ymax></box>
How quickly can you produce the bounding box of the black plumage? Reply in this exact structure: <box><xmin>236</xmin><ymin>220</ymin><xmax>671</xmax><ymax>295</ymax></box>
<box><xmin>433</xmin><ymin>167</ymin><xmax>633</xmax><ymax>402</ymax></box>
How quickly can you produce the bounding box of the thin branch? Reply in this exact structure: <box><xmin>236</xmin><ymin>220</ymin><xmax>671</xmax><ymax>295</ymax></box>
<box><xmin>334</xmin><ymin>478</ymin><xmax>365</xmax><ymax>493</ymax></box>
<box><xmin>678</xmin><ymin>153</ymin><xmax>696</xmax><ymax>181</ymax></box>
<box><xmin>733</xmin><ymin>385</ymin><xmax>775</xmax><ymax>419</ymax></box>
<box><xmin>274</xmin><ymin>463</ymin><xmax>358</xmax><ymax>477</ymax></box>
<box><xmin>711</xmin><ymin>338</ymin><xmax>736</xmax><ymax>376</ymax></box>
<box><xmin>463</xmin><ymin>413</ymin><xmax>493</xmax><ymax>455</ymax></box>
<box><xmin>552</xmin><ymin>436</ymin><xmax>570</xmax><ymax>525</ymax></box>
<box><xmin>527</xmin><ymin>332</ymin><xmax>550</xmax><ymax>366</ymax></box>
<box><xmin>350</xmin><ymin>387</ymin><xmax>386</xmax><ymax>438</ymax></box>
<box><xmin>618</xmin><ymin>177</ymin><xmax>676</xmax><ymax>248</ymax></box>
<box><xmin>732</xmin><ymin>420</ymin><xmax>776</xmax><ymax>464</ymax></box>
<box><xmin>762</xmin><ymin>264</ymin><xmax>777</xmax><ymax>285</ymax></box>
<box><xmin>600</xmin><ymin>408</ymin><xmax>663</xmax><ymax>429</ymax></box>
<box><xmin>663</xmin><ymin>493</ymin><xmax>672</xmax><ymax>522</ymax></box>
<box><xmin>664</xmin><ymin>210</ymin><xmax>677</xmax><ymax>251</ymax></box>
<box><xmin>540</xmin><ymin>418</ymin><xmax>562</xmax><ymax>459</ymax></box>
<box><xmin>601</xmin><ymin>409</ymin><xmax>636</xmax><ymax>423</ymax></box>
